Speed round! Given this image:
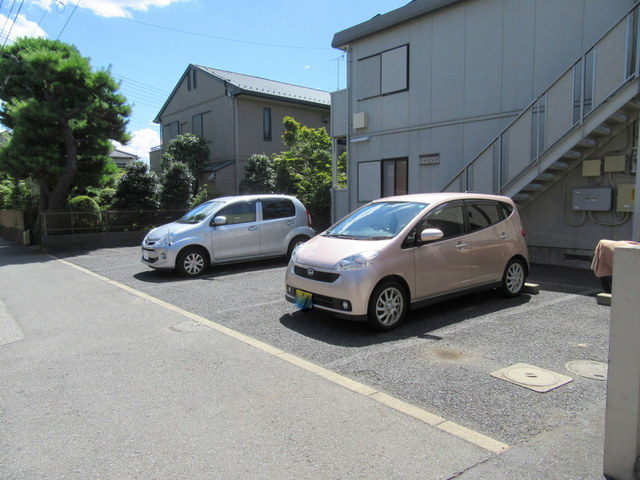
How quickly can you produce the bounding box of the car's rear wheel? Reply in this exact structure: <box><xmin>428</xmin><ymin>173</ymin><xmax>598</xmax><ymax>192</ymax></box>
<box><xmin>176</xmin><ymin>247</ymin><xmax>209</xmax><ymax>277</ymax></box>
<box><xmin>367</xmin><ymin>280</ymin><xmax>408</xmax><ymax>331</ymax></box>
<box><xmin>500</xmin><ymin>258</ymin><xmax>526</xmax><ymax>297</ymax></box>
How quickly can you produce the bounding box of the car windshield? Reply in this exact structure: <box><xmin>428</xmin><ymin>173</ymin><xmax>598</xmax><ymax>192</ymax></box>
<box><xmin>176</xmin><ymin>201</ymin><xmax>225</xmax><ymax>224</ymax></box>
<box><xmin>324</xmin><ymin>201</ymin><xmax>428</xmax><ymax>239</ymax></box>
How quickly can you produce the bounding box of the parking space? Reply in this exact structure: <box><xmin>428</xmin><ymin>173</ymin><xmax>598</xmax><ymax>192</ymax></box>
<box><xmin>57</xmin><ymin>246</ymin><xmax>609</xmax><ymax>448</ymax></box>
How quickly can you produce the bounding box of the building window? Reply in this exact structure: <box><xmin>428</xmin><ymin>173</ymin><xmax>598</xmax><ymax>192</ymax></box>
<box><xmin>192</xmin><ymin>113</ymin><xmax>204</xmax><ymax>138</ymax></box>
<box><xmin>357</xmin><ymin>158</ymin><xmax>408</xmax><ymax>202</ymax></box>
<box><xmin>165</xmin><ymin>121</ymin><xmax>180</xmax><ymax>142</ymax></box>
<box><xmin>192</xmin><ymin>69</ymin><xmax>197</xmax><ymax>89</ymax></box>
<box><xmin>357</xmin><ymin>44</ymin><xmax>409</xmax><ymax>100</ymax></box>
<box><xmin>382</xmin><ymin>158</ymin><xmax>408</xmax><ymax>197</ymax></box>
<box><xmin>263</xmin><ymin>107</ymin><xmax>272</xmax><ymax>141</ymax></box>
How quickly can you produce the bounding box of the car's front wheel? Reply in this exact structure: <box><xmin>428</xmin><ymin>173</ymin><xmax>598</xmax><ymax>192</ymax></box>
<box><xmin>367</xmin><ymin>280</ymin><xmax>408</xmax><ymax>331</ymax></box>
<box><xmin>500</xmin><ymin>258</ymin><xmax>526</xmax><ymax>297</ymax></box>
<box><xmin>176</xmin><ymin>247</ymin><xmax>209</xmax><ymax>277</ymax></box>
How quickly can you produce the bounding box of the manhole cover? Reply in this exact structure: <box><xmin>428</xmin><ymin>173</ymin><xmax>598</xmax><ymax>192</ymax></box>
<box><xmin>504</xmin><ymin>366</ymin><xmax>559</xmax><ymax>387</ymax></box>
<box><xmin>565</xmin><ymin>360</ymin><xmax>608</xmax><ymax>380</ymax></box>
<box><xmin>491</xmin><ymin>363</ymin><xmax>573</xmax><ymax>392</ymax></box>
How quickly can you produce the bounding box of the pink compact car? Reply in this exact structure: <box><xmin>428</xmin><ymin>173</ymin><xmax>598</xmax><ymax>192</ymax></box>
<box><xmin>285</xmin><ymin>192</ymin><xmax>529</xmax><ymax>331</ymax></box>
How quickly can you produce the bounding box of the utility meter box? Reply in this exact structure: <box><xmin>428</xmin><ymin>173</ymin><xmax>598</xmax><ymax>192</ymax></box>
<box><xmin>617</xmin><ymin>184</ymin><xmax>635</xmax><ymax>212</ymax></box>
<box><xmin>572</xmin><ymin>187</ymin><xmax>612</xmax><ymax>211</ymax></box>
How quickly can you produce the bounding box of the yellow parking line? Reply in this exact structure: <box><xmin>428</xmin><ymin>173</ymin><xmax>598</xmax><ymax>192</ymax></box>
<box><xmin>57</xmin><ymin>257</ymin><xmax>510</xmax><ymax>455</ymax></box>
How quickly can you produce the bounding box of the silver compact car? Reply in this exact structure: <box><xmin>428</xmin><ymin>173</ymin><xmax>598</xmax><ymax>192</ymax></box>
<box><xmin>142</xmin><ymin>194</ymin><xmax>315</xmax><ymax>277</ymax></box>
<box><xmin>285</xmin><ymin>192</ymin><xmax>529</xmax><ymax>331</ymax></box>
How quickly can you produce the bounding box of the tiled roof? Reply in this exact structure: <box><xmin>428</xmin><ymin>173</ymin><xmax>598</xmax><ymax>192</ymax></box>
<box><xmin>195</xmin><ymin>65</ymin><xmax>331</xmax><ymax>106</ymax></box>
<box><xmin>110</xmin><ymin>149</ymin><xmax>138</xmax><ymax>160</ymax></box>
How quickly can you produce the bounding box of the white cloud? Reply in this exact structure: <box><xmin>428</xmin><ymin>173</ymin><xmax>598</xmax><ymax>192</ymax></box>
<box><xmin>73</xmin><ymin>0</ymin><xmax>188</xmax><ymax>18</ymax></box>
<box><xmin>114</xmin><ymin>128</ymin><xmax>161</xmax><ymax>164</ymax></box>
<box><xmin>0</xmin><ymin>14</ymin><xmax>47</xmax><ymax>44</ymax></box>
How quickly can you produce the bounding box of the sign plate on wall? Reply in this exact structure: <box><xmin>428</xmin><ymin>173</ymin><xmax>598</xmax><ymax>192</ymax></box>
<box><xmin>419</xmin><ymin>154</ymin><xmax>440</xmax><ymax>165</ymax></box>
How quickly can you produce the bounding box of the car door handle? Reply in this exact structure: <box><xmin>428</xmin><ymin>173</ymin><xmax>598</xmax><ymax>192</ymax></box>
<box><xmin>248</xmin><ymin>226</ymin><xmax>258</xmax><ymax>231</ymax></box>
<box><xmin>456</xmin><ymin>242</ymin><xmax>468</xmax><ymax>250</ymax></box>
<box><xmin>286</xmin><ymin>220</ymin><xmax>295</xmax><ymax>225</ymax></box>
<box><xmin>500</xmin><ymin>233</ymin><xmax>510</xmax><ymax>240</ymax></box>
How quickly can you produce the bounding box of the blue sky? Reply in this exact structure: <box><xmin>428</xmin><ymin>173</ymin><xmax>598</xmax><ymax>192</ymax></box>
<box><xmin>1</xmin><ymin>0</ymin><xmax>406</xmax><ymax>162</ymax></box>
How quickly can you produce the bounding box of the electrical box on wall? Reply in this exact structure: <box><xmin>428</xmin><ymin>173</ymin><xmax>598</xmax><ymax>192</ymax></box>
<box><xmin>582</xmin><ymin>159</ymin><xmax>602</xmax><ymax>177</ymax></box>
<box><xmin>617</xmin><ymin>184</ymin><xmax>635</xmax><ymax>212</ymax></box>
<box><xmin>353</xmin><ymin>112</ymin><xmax>367</xmax><ymax>130</ymax></box>
<box><xmin>572</xmin><ymin>187</ymin><xmax>612</xmax><ymax>211</ymax></box>
<box><xmin>604</xmin><ymin>155</ymin><xmax>627</xmax><ymax>173</ymax></box>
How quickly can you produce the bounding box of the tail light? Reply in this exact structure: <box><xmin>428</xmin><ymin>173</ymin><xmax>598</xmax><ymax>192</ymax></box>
<box><xmin>306</xmin><ymin>209</ymin><xmax>313</xmax><ymax>227</ymax></box>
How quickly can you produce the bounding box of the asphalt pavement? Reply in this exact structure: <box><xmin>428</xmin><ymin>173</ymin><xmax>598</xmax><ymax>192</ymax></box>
<box><xmin>0</xmin><ymin>237</ymin><xmax>610</xmax><ymax>479</ymax></box>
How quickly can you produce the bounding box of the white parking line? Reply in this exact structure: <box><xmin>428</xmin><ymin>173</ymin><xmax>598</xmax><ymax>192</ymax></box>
<box><xmin>56</xmin><ymin>257</ymin><xmax>510</xmax><ymax>455</ymax></box>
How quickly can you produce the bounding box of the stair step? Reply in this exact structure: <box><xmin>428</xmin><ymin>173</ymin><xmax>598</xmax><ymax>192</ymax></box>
<box><xmin>563</xmin><ymin>150</ymin><xmax>583</xmax><ymax>160</ymax></box>
<box><xmin>513</xmin><ymin>193</ymin><xmax>531</xmax><ymax>203</ymax></box>
<box><xmin>577</xmin><ymin>137</ymin><xmax>598</xmax><ymax>148</ymax></box>
<box><xmin>592</xmin><ymin>125</ymin><xmax>612</xmax><ymax>136</ymax></box>
<box><xmin>522</xmin><ymin>183</ymin><xmax>545</xmax><ymax>192</ymax></box>
<box><xmin>548</xmin><ymin>161</ymin><xmax>570</xmax><ymax>171</ymax></box>
<box><xmin>608</xmin><ymin>111</ymin><xmax>628</xmax><ymax>124</ymax></box>
<box><xmin>626</xmin><ymin>98</ymin><xmax>640</xmax><ymax>110</ymax></box>
<box><xmin>535</xmin><ymin>172</ymin><xmax>557</xmax><ymax>182</ymax></box>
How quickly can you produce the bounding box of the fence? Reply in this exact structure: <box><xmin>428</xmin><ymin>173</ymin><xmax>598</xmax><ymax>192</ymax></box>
<box><xmin>41</xmin><ymin>209</ymin><xmax>187</xmax><ymax>236</ymax></box>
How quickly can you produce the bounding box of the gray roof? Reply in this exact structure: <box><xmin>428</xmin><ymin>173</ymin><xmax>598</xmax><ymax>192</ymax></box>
<box><xmin>196</xmin><ymin>65</ymin><xmax>331</xmax><ymax>106</ymax></box>
<box><xmin>332</xmin><ymin>0</ymin><xmax>463</xmax><ymax>48</ymax></box>
<box><xmin>109</xmin><ymin>149</ymin><xmax>138</xmax><ymax>160</ymax></box>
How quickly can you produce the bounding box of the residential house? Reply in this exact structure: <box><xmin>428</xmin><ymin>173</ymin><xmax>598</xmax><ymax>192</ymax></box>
<box><xmin>331</xmin><ymin>0</ymin><xmax>640</xmax><ymax>267</ymax></box>
<box><xmin>109</xmin><ymin>148</ymin><xmax>139</xmax><ymax>169</ymax></box>
<box><xmin>151</xmin><ymin>65</ymin><xmax>331</xmax><ymax>197</ymax></box>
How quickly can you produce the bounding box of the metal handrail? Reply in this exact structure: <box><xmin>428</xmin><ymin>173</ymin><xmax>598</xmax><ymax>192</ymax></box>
<box><xmin>443</xmin><ymin>3</ymin><xmax>640</xmax><ymax>195</ymax></box>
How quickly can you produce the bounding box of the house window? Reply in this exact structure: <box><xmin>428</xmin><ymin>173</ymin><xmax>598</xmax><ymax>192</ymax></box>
<box><xmin>187</xmin><ymin>69</ymin><xmax>198</xmax><ymax>92</ymax></box>
<box><xmin>357</xmin><ymin>45</ymin><xmax>409</xmax><ymax>100</ymax></box>
<box><xmin>382</xmin><ymin>158</ymin><xmax>408</xmax><ymax>197</ymax></box>
<box><xmin>192</xmin><ymin>113</ymin><xmax>204</xmax><ymax>138</ymax></box>
<box><xmin>192</xmin><ymin>69</ymin><xmax>197</xmax><ymax>89</ymax></box>
<box><xmin>165</xmin><ymin>121</ymin><xmax>180</xmax><ymax>142</ymax></box>
<box><xmin>263</xmin><ymin>107</ymin><xmax>272</xmax><ymax>141</ymax></box>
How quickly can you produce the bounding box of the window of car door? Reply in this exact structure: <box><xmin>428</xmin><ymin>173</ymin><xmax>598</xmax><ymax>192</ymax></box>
<box><xmin>464</xmin><ymin>200</ymin><xmax>508</xmax><ymax>283</ymax></box>
<box><xmin>209</xmin><ymin>200</ymin><xmax>259</xmax><ymax>259</ymax></box>
<box><xmin>260</xmin><ymin>198</ymin><xmax>296</xmax><ymax>254</ymax></box>
<box><xmin>411</xmin><ymin>201</ymin><xmax>472</xmax><ymax>298</ymax></box>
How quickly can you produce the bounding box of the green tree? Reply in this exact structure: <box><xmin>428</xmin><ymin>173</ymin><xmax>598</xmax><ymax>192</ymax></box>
<box><xmin>273</xmin><ymin>117</ymin><xmax>333</xmax><ymax>228</ymax></box>
<box><xmin>161</xmin><ymin>133</ymin><xmax>209</xmax><ymax>192</ymax></box>
<box><xmin>112</xmin><ymin>161</ymin><xmax>159</xmax><ymax>210</ymax></box>
<box><xmin>160</xmin><ymin>161</ymin><xmax>194</xmax><ymax>210</ymax></box>
<box><xmin>240</xmin><ymin>154</ymin><xmax>276</xmax><ymax>194</ymax></box>
<box><xmin>0</xmin><ymin>37</ymin><xmax>131</xmax><ymax>212</ymax></box>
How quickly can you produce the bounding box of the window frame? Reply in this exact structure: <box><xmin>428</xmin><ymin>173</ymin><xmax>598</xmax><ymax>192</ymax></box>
<box><xmin>357</xmin><ymin>44</ymin><xmax>409</xmax><ymax>100</ymax></box>
<box><xmin>263</xmin><ymin>107</ymin><xmax>272</xmax><ymax>141</ymax></box>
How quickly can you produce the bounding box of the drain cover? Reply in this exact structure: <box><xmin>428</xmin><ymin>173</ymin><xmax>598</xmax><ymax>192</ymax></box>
<box><xmin>491</xmin><ymin>363</ymin><xmax>573</xmax><ymax>392</ymax></box>
<box><xmin>565</xmin><ymin>360</ymin><xmax>608</xmax><ymax>380</ymax></box>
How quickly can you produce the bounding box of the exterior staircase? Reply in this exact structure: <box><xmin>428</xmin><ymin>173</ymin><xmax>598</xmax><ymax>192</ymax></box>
<box><xmin>444</xmin><ymin>4</ymin><xmax>640</xmax><ymax>208</ymax></box>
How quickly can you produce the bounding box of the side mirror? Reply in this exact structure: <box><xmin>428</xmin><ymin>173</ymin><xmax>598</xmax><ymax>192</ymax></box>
<box><xmin>212</xmin><ymin>215</ymin><xmax>227</xmax><ymax>226</ymax></box>
<box><xmin>420</xmin><ymin>228</ymin><xmax>443</xmax><ymax>243</ymax></box>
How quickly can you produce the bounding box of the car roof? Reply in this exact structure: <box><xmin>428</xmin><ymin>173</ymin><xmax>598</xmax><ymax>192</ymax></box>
<box><xmin>206</xmin><ymin>194</ymin><xmax>297</xmax><ymax>204</ymax></box>
<box><xmin>374</xmin><ymin>192</ymin><xmax>514</xmax><ymax>205</ymax></box>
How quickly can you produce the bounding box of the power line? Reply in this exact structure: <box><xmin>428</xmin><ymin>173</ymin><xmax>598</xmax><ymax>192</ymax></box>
<box><xmin>120</xmin><ymin>17</ymin><xmax>333</xmax><ymax>51</ymax></box>
<box><xmin>55</xmin><ymin>0</ymin><xmax>80</xmax><ymax>40</ymax></box>
<box><xmin>1</xmin><ymin>0</ymin><xmax>24</xmax><ymax>51</ymax></box>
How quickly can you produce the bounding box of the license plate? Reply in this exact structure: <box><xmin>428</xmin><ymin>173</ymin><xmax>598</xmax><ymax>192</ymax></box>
<box><xmin>294</xmin><ymin>289</ymin><xmax>313</xmax><ymax>310</ymax></box>
<box><xmin>143</xmin><ymin>250</ymin><xmax>149</xmax><ymax>260</ymax></box>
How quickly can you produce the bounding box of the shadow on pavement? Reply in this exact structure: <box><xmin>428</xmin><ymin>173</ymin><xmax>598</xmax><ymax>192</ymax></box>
<box><xmin>280</xmin><ymin>291</ymin><xmax>532</xmax><ymax>347</ymax></box>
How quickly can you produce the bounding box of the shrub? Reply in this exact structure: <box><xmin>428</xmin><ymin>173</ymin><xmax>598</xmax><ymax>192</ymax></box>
<box><xmin>68</xmin><ymin>195</ymin><xmax>101</xmax><ymax>230</ymax></box>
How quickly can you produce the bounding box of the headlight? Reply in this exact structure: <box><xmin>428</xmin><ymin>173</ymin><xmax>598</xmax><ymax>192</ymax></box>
<box><xmin>335</xmin><ymin>250</ymin><xmax>380</xmax><ymax>271</ymax></box>
<box><xmin>290</xmin><ymin>243</ymin><xmax>303</xmax><ymax>262</ymax></box>
<box><xmin>155</xmin><ymin>233</ymin><xmax>173</xmax><ymax>247</ymax></box>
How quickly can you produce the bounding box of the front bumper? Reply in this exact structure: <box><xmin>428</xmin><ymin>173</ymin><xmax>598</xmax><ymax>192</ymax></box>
<box><xmin>284</xmin><ymin>261</ymin><xmax>379</xmax><ymax>318</ymax></box>
<box><xmin>141</xmin><ymin>246</ymin><xmax>178</xmax><ymax>270</ymax></box>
